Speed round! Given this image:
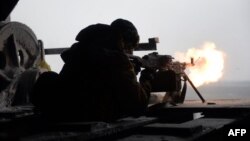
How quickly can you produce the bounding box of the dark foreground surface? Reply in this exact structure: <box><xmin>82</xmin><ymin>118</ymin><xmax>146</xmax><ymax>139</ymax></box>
<box><xmin>1</xmin><ymin>99</ymin><xmax>250</xmax><ymax>141</ymax></box>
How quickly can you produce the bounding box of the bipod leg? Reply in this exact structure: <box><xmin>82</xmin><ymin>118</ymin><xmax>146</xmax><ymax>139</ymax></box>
<box><xmin>183</xmin><ymin>73</ymin><xmax>206</xmax><ymax>103</ymax></box>
<box><xmin>178</xmin><ymin>79</ymin><xmax>187</xmax><ymax>103</ymax></box>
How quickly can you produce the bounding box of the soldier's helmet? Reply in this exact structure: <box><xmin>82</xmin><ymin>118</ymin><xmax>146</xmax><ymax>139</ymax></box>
<box><xmin>111</xmin><ymin>19</ymin><xmax>139</xmax><ymax>54</ymax></box>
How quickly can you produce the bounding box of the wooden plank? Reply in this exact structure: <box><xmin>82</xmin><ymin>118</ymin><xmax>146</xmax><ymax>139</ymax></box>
<box><xmin>147</xmin><ymin>100</ymin><xmax>250</xmax><ymax>118</ymax></box>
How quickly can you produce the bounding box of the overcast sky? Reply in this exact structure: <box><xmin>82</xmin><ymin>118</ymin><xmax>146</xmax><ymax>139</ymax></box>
<box><xmin>11</xmin><ymin>0</ymin><xmax>250</xmax><ymax>81</ymax></box>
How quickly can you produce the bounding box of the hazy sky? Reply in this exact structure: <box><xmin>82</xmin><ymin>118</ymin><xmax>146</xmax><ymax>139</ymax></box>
<box><xmin>11</xmin><ymin>0</ymin><xmax>250</xmax><ymax>81</ymax></box>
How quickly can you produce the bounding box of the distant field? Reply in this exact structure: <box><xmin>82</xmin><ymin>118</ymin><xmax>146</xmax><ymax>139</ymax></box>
<box><xmin>186</xmin><ymin>81</ymin><xmax>250</xmax><ymax>100</ymax></box>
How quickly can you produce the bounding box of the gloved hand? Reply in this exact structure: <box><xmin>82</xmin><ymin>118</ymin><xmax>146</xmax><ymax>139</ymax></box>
<box><xmin>139</xmin><ymin>68</ymin><xmax>157</xmax><ymax>83</ymax></box>
<box><xmin>130</xmin><ymin>57</ymin><xmax>142</xmax><ymax>75</ymax></box>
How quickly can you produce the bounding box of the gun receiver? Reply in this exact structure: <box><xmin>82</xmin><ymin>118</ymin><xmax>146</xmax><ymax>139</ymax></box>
<box><xmin>128</xmin><ymin>52</ymin><xmax>193</xmax><ymax>72</ymax></box>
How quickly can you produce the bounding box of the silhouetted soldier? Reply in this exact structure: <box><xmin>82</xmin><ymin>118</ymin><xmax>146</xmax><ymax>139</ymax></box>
<box><xmin>111</xmin><ymin>19</ymin><xmax>142</xmax><ymax>75</ymax></box>
<box><xmin>32</xmin><ymin>23</ymin><xmax>154</xmax><ymax>122</ymax></box>
<box><xmin>110</xmin><ymin>18</ymin><xmax>158</xmax><ymax>94</ymax></box>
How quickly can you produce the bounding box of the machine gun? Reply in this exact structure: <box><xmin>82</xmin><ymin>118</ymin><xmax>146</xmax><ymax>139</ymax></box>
<box><xmin>128</xmin><ymin>52</ymin><xmax>206</xmax><ymax>103</ymax></box>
